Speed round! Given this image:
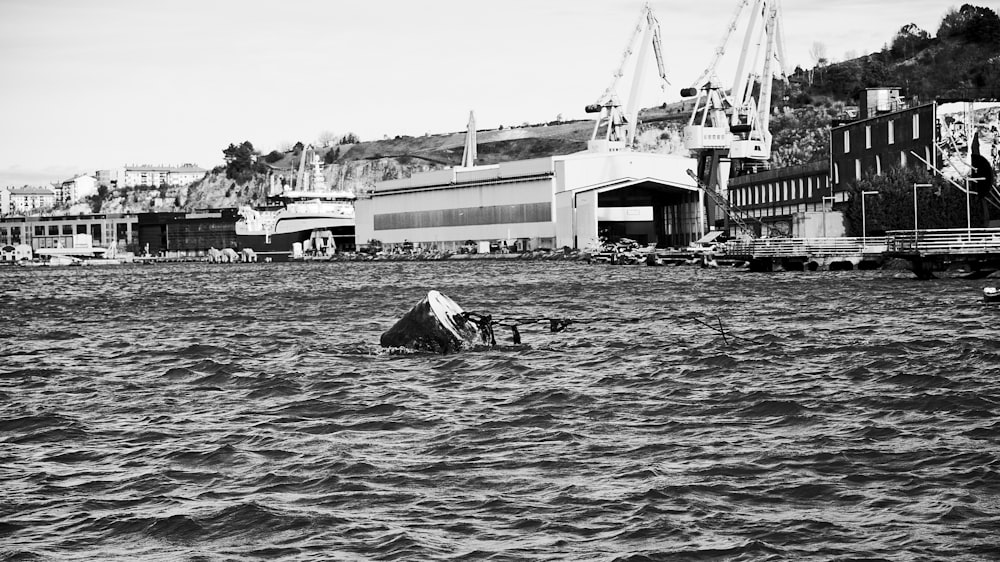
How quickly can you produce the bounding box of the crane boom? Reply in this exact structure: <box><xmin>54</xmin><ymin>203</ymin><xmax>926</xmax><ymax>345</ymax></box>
<box><xmin>586</xmin><ymin>3</ymin><xmax>669</xmax><ymax>152</ymax></box>
<box><xmin>687</xmin><ymin>0</ymin><xmax>751</xmax><ymax>92</ymax></box>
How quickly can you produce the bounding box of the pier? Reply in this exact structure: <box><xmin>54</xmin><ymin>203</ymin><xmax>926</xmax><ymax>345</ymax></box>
<box><xmin>723</xmin><ymin>237</ymin><xmax>882</xmax><ymax>272</ymax></box>
<box><xmin>884</xmin><ymin>228</ymin><xmax>1000</xmax><ymax>278</ymax></box>
<box><xmin>713</xmin><ymin>227</ymin><xmax>1000</xmax><ymax>275</ymax></box>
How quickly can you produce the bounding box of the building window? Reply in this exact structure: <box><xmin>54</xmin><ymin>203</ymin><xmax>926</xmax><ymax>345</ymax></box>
<box><xmin>888</xmin><ymin>120</ymin><xmax>895</xmax><ymax>144</ymax></box>
<box><xmin>865</xmin><ymin>125</ymin><xmax>872</xmax><ymax>149</ymax></box>
<box><xmin>901</xmin><ymin>151</ymin><xmax>908</xmax><ymax>167</ymax></box>
<box><xmin>807</xmin><ymin>177</ymin><xmax>813</xmax><ymax>197</ymax></box>
<box><xmin>876</xmin><ymin>155</ymin><xmax>882</xmax><ymax>176</ymax></box>
<box><xmin>912</xmin><ymin>114</ymin><xmax>920</xmax><ymax>139</ymax></box>
<box><xmin>844</xmin><ymin>130</ymin><xmax>850</xmax><ymax>153</ymax></box>
<box><xmin>834</xmin><ymin>164</ymin><xmax>840</xmax><ymax>184</ymax></box>
<box><xmin>62</xmin><ymin>225</ymin><xmax>73</xmax><ymax>235</ymax></box>
<box><xmin>855</xmin><ymin>159</ymin><xmax>862</xmax><ymax>180</ymax></box>
<box><xmin>48</xmin><ymin>225</ymin><xmax>59</xmax><ymax>236</ymax></box>
<box><xmin>77</xmin><ymin>224</ymin><xmax>87</xmax><ymax>234</ymax></box>
<box><xmin>925</xmin><ymin>146</ymin><xmax>932</xmax><ymax>169</ymax></box>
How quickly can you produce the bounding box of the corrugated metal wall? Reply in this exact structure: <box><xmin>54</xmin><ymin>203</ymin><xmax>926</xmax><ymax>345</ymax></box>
<box><xmin>374</xmin><ymin>202</ymin><xmax>551</xmax><ymax>231</ymax></box>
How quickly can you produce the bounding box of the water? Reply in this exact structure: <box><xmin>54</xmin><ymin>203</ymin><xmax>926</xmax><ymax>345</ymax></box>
<box><xmin>1</xmin><ymin>262</ymin><xmax>998</xmax><ymax>561</ymax></box>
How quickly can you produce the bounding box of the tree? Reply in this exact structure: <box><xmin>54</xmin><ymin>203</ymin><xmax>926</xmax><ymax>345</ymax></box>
<box><xmin>769</xmin><ymin>104</ymin><xmax>841</xmax><ymax>167</ymax></box>
<box><xmin>842</xmin><ymin>166</ymin><xmax>983</xmax><ymax>237</ymax></box>
<box><xmin>317</xmin><ymin>130</ymin><xmax>338</xmax><ymax>147</ymax></box>
<box><xmin>263</xmin><ymin>150</ymin><xmax>284</xmax><ymax>164</ymax></box>
<box><xmin>222</xmin><ymin>140</ymin><xmax>264</xmax><ymax>184</ymax></box>
<box><xmin>87</xmin><ymin>184</ymin><xmax>110</xmax><ymax>213</ymax></box>
<box><xmin>890</xmin><ymin>23</ymin><xmax>932</xmax><ymax>60</ymax></box>
<box><xmin>339</xmin><ymin>132</ymin><xmax>360</xmax><ymax>145</ymax></box>
<box><xmin>938</xmin><ymin>4</ymin><xmax>1000</xmax><ymax>45</ymax></box>
<box><xmin>324</xmin><ymin>147</ymin><xmax>340</xmax><ymax>164</ymax></box>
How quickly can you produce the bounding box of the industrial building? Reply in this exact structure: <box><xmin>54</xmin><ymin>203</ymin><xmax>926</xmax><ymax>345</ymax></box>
<box><xmin>355</xmin><ymin>151</ymin><xmax>704</xmax><ymax>252</ymax></box>
<box><xmin>137</xmin><ymin>209</ymin><xmax>239</xmax><ymax>256</ymax></box>
<box><xmin>727</xmin><ymin>161</ymin><xmax>840</xmax><ymax>237</ymax></box>
<box><xmin>0</xmin><ymin>209</ymin><xmax>239</xmax><ymax>257</ymax></box>
<box><xmin>0</xmin><ymin>213</ymin><xmax>138</xmax><ymax>251</ymax></box>
<box><xmin>830</xmin><ymin>91</ymin><xmax>937</xmax><ymax>191</ymax></box>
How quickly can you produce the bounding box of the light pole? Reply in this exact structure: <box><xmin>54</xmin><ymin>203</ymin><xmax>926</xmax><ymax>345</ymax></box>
<box><xmin>861</xmin><ymin>190</ymin><xmax>879</xmax><ymax>250</ymax></box>
<box><xmin>822</xmin><ymin>196</ymin><xmax>836</xmax><ymax>238</ymax></box>
<box><xmin>913</xmin><ymin>183</ymin><xmax>932</xmax><ymax>249</ymax></box>
<box><xmin>966</xmin><ymin>175</ymin><xmax>971</xmax><ymax>235</ymax></box>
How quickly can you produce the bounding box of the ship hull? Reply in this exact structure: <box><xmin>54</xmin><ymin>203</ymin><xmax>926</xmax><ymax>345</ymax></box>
<box><xmin>236</xmin><ymin>223</ymin><xmax>355</xmax><ymax>261</ymax></box>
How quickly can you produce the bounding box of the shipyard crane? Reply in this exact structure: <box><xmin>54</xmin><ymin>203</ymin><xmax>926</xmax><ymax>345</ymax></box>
<box><xmin>461</xmin><ymin>111</ymin><xmax>477</xmax><ymax>168</ymax></box>
<box><xmin>681</xmin><ymin>0</ymin><xmax>788</xmax><ymax>237</ymax></box>
<box><xmin>585</xmin><ymin>2</ymin><xmax>670</xmax><ymax>152</ymax></box>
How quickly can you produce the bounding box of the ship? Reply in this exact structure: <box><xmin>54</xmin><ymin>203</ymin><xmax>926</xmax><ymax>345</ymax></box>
<box><xmin>235</xmin><ymin>145</ymin><xmax>356</xmax><ymax>261</ymax></box>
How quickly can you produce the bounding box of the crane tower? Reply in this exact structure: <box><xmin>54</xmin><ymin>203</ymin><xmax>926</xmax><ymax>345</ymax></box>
<box><xmin>681</xmin><ymin>0</ymin><xmax>788</xmax><ymax>237</ymax></box>
<box><xmin>585</xmin><ymin>2</ymin><xmax>670</xmax><ymax>153</ymax></box>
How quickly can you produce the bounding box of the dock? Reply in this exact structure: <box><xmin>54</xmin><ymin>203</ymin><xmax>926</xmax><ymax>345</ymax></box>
<box><xmin>586</xmin><ymin>227</ymin><xmax>1000</xmax><ymax>276</ymax></box>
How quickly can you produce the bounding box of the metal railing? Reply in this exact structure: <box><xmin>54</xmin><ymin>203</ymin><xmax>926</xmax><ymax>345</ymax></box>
<box><xmin>886</xmin><ymin>228</ymin><xmax>1000</xmax><ymax>255</ymax></box>
<box><xmin>722</xmin><ymin>237</ymin><xmax>876</xmax><ymax>258</ymax></box>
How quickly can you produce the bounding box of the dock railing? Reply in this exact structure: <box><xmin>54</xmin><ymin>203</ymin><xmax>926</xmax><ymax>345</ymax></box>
<box><xmin>721</xmin><ymin>237</ymin><xmax>874</xmax><ymax>258</ymax></box>
<box><xmin>886</xmin><ymin>228</ymin><xmax>1000</xmax><ymax>255</ymax></box>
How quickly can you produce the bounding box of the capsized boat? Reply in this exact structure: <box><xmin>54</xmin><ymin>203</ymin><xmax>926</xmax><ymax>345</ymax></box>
<box><xmin>381</xmin><ymin>290</ymin><xmax>494</xmax><ymax>353</ymax></box>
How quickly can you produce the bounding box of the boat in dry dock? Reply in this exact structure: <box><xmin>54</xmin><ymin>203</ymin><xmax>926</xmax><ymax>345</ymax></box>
<box><xmin>235</xmin><ymin>190</ymin><xmax>355</xmax><ymax>261</ymax></box>
<box><xmin>235</xmin><ymin>145</ymin><xmax>355</xmax><ymax>261</ymax></box>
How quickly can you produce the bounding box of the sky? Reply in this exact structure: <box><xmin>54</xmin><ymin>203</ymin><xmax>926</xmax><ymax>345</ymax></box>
<box><xmin>0</xmin><ymin>0</ymin><xmax>957</xmax><ymax>187</ymax></box>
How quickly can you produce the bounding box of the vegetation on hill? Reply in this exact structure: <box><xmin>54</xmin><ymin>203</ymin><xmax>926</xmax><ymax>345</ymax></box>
<box><xmin>787</xmin><ymin>4</ymin><xmax>999</xmax><ymax>104</ymax></box>
<box><xmin>760</xmin><ymin>4</ymin><xmax>1000</xmax><ymax>172</ymax></box>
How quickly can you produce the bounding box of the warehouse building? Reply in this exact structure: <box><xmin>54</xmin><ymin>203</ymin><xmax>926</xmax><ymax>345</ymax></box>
<box><xmin>355</xmin><ymin>151</ymin><xmax>703</xmax><ymax>252</ymax></box>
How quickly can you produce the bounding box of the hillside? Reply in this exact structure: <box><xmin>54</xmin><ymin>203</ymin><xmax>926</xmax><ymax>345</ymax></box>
<box><xmin>119</xmin><ymin>116</ymin><xmax>686</xmax><ymax>213</ymax></box>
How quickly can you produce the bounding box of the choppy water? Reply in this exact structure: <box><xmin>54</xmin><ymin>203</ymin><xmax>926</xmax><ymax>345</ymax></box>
<box><xmin>1</xmin><ymin>261</ymin><xmax>999</xmax><ymax>561</ymax></box>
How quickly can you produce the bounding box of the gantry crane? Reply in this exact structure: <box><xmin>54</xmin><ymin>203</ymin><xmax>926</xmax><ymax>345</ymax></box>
<box><xmin>585</xmin><ymin>2</ymin><xmax>670</xmax><ymax>152</ymax></box>
<box><xmin>681</xmin><ymin>0</ymin><xmax>788</xmax><ymax>237</ymax></box>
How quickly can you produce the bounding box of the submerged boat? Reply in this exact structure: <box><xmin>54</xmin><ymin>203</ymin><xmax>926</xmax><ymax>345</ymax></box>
<box><xmin>235</xmin><ymin>145</ymin><xmax>356</xmax><ymax>261</ymax></box>
<box><xmin>984</xmin><ymin>287</ymin><xmax>1000</xmax><ymax>303</ymax></box>
<box><xmin>381</xmin><ymin>290</ymin><xmax>495</xmax><ymax>353</ymax></box>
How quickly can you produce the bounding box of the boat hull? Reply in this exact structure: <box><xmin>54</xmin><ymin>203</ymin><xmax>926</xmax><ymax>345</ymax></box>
<box><xmin>381</xmin><ymin>291</ymin><xmax>493</xmax><ymax>352</ymax></box>
<box><xmin>236</xmin><ymin>225</ymin><xmax>355</xmax><ymax>261</ymax></box>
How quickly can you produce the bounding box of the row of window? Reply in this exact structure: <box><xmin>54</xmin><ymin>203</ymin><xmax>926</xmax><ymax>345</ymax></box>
<box><xmin>845</xmin><ymin>114</ymin><xmax>921</xmax><ymax>153</ymax></box>
<box><xmin>833</xmin><ymin>146</ymin><xmax>933</xmax><ymax>184</ymax></box>
<box><xmin>743</xmin><ymin>202</ymin><xmax>825</xmax><ymax>219</ymax></box>
<box><xmin>0</xmin><ymin>223</ymin><xmax>133</xmax><ymax>241</ymax></box>
<box><xmin>731</xmin><ymin>175</ymin><xmax>829</xmax><ymax>208</ymax></box>
<box><xmin>0</xmin><ymin>226</ymin><xmax>22</xmax><ymax>243</ymax></box>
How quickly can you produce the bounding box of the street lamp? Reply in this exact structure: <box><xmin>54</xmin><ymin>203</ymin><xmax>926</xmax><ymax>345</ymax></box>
<box><xmin>861</xmin><ymin>190</ymin><xmax>879</xmax><ymax>250</ymax></box>
<box><xmin>913</xmin><ymin>183</ymin><xmax>932</xmax><ymax>249</ymax></box>
<box><xmin>821</xmin><ymin>196</ymin><xmax>836</xmax><ymax>238</ymax></box>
